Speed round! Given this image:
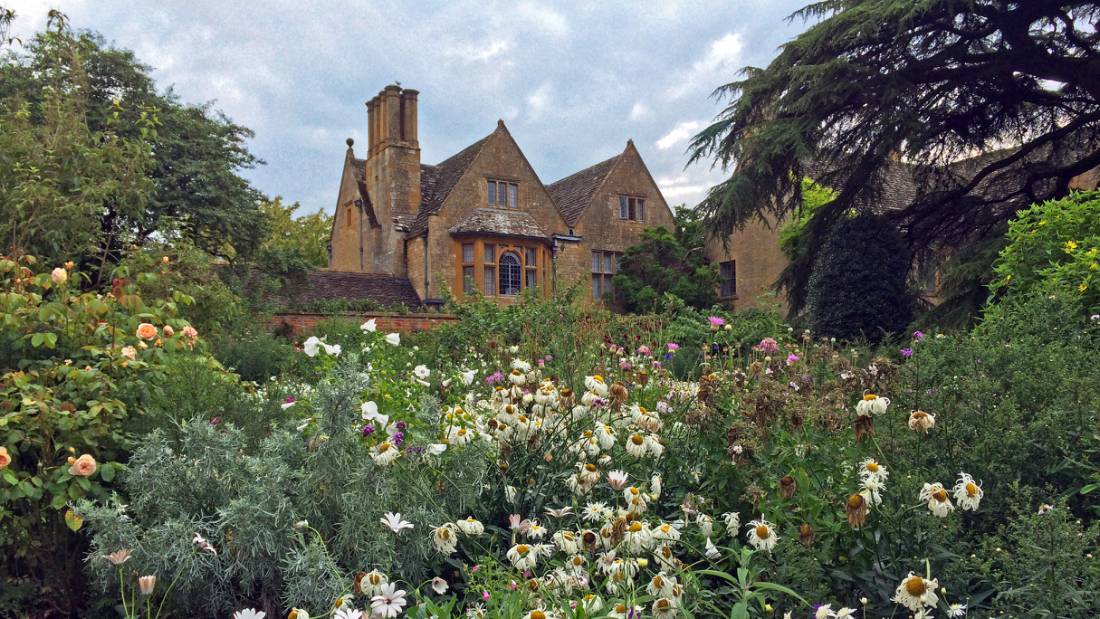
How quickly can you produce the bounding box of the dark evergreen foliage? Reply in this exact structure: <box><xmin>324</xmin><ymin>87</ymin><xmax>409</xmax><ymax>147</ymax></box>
<box><xmin>807</xmin><ymin>214</ymin><xmax>913</xmax><ymax>342</ymax></box>
<box><xmin>690</xmin><ymin>1</ymin><xmax>1100</xmax><ymax>316</ymax></box>
<box><xmin>613</xmin><ymin>206</ymin><xmax>719</xmax><ymax>312</ymax></box>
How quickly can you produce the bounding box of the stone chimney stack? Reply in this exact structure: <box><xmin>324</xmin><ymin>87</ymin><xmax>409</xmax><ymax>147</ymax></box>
<box><xmin>364</xmin><ymin>84</ymin><xmax>422</xmax><ymax>221</ymax></box>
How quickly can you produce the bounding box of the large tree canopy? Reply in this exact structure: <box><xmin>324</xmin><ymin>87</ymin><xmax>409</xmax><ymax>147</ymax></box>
<box><xmin>690</xmin><ymin>0</ymin><xmax>1100</xmax><ymax>314</ymax></box>
<box><xmin>0</xmin><ymin>15</ymin><xmax>267</xmax><ymax>267</ymax></box>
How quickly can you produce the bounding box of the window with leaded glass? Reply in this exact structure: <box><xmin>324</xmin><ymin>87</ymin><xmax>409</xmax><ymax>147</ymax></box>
<box><xmin>483</xmin><ymin>244</ymin><xmax>496</xmax><ymax>295</ymax></box>
<box><xmin>499</xmin><ymin>252</ymin><xmax>521</xmax><ymax>296</ymax></box>
<box><xmin>591</xmin><ymin>250</ymin><xmax>619</xmax><ymax>299</ymax></box>
<box><xmin>487</xmin><ymin>179</ymin><xmax>519</xmax><ymax>208</ymax></box>
<box><xmin>462</xmin><ymin>243</ymin><xmax>475</xmax><ymax>294</ymax></box>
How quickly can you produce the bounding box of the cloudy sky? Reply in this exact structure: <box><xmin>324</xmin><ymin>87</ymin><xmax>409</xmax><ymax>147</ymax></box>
<box><xmin>7</xmin><ymin>0</ymin><xmax>812</xmax><ymax>215</ymax></box>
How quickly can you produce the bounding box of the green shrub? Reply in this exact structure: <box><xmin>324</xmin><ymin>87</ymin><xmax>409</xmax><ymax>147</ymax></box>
<box><xmin>991</xmin><ymin>190</ymin><xmax>1100</xmax><ymax>314</ymax></box>
<box><xmin>0</xmin><ymin>254</ymin><xmax>218</xmax><ymax>613</ymax></box>
<box><xmin>807</xmin><ymin>214</ymin><xmax>914</xmax><ymax>342</ymax></box>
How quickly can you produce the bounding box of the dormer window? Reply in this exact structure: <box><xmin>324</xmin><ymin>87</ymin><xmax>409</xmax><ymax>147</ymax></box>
<box><xmin>488</xmin><ymin>179</ymin><xmax>518</xmax><ymax>208</ymax></box>
<box><xmin>618</xmin><ymin>195</ymin><xmax>645</xmax><ymax>221</ymax></box>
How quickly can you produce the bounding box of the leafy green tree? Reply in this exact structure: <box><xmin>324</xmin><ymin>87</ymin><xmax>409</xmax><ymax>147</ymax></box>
<box><xmin>0</xmin><ymin>15</ymin><xmax>152</xmax><ymax>269</ymax></box>
<box><xmin>777</xmin><ymin>178</ymin><xmax>839</xmax><ymax>263</ymax></box>
<box><xmin>257</xmin><ymin>197</ymin><xmax>333</xmax><ymax>271</ymax></box>
<box><xmin>689</xmin><ymin>1</ymin><xmax>1100</xmax><ymax>316</ymax></box>
<box><xmin>613</xmin><ymin>205</ymin><xmax>719</xmax><ymax>312</ymax></box>
<box><xmin>0</xmin><ymin>14</ymin><xmax>267</xmax><ymax>268</ymax></box>
<box><xmin>807</xmin><ymin>214</ymin><xmax>914</xmax><ymax>342</ymax></box>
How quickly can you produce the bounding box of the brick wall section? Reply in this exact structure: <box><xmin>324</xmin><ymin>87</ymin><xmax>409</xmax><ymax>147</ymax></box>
<box><xmin>271</xmin><ymin>312</ymin><xmax>458</xmax><ymax>336</ymax></box>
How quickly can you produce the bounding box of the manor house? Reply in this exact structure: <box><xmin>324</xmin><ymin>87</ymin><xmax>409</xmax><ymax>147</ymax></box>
<box><xmin>327</xmin><ymin>84</ymin><xmax>676</xmax><ymax>307</ymax></box>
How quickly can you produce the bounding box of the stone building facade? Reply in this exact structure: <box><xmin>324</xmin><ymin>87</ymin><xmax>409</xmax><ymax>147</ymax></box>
<box><xmin>328</xmin><ymin>84</ymin><xmax>674</xmax><ymax>306</ymax></box>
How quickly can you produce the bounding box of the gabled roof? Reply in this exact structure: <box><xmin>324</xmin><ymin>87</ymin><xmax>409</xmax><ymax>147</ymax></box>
<box><xmin>546</xmin><ymin>154</ymin><xmax>621</xmax><ymax>227</ymax></box>
<box><xmin>406</xmin><ymin>134</ymin><xmax>492</xmax><ymax>238</ymax></box>
<box><xmin>349</xmin><ymin>156</ymin><xmax>380</xmax><ymax>227</ymax></box>
<box><xmin>449</xmin><ymin>208</ymin><xmax>550</xmax><ymax>240</ymax></box>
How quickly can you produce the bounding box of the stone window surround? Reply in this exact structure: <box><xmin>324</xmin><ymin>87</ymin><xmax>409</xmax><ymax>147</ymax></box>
<box><xmin>486</xmin><ymin>177</ymin><xmax>520</xmax><ymax>209</ymax></box>
<box><xmin>617</xmin><ymin>194</ymin><xmax>647</xmax><ymax>221</ymax></box>
<box><xmin>453</xmin><ymin>236</ymin><xmax>550</xmax><ymax>300</ymax></box>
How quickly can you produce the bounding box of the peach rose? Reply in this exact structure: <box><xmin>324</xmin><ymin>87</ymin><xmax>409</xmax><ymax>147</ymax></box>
<box><xmin>181</xmin><ymin>325</ymin><xmax>198</xmax><ymax>340</ymax></box>
<box><xmin>162</xmin><ymin>325</ymin><xmax>174</xmax><ymax>337</ymax></box>
<box><xmin>0</xmin><ymin>446</ymin><xmax>11</xmax><ymax>469</ymax></box>
<box><xmin>51</xmin><ymin>267</ymin><xmax>67</xmax><ymax>285</ymax></box>
<box><xmin>136</xmin><ymin>323</ymin><xmax>157</xmax><ymax>340</ymax></box>
<box><xmin>69</xmin><ymin>453</ymin><xmax>97</xmax><ymax>477</ymax></box>
<box><xmin>121</xmin><ymin>346</ymin><xmax>137</xmax><ymax>361</ymax></box>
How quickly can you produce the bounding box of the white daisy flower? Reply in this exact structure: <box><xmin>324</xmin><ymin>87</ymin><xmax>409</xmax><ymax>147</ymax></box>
<box><xmin>525</xmin><ymin>521</ymin><xmax>548</xmax><ymax>540</ymax></box>
<box><xmin>858</xmin><ymin>458</ymin><xmax>889</xmax><ymax>483</ymax></box>
<box><xmin>607</xmin><ymin>470</ymin><xmax>628</xmax><ymax>490</ymax></box>
<box><xmin>651</xmin><ymin>521</ymin><xmax>681</xmax><ymax>543</ymax></box>
<box><xmin>507</xmin><ymin>543</ymin><xmax>538</xmax><ymax>570</ymax></box>
<box><xmin>380</xmin><ymin>512</ymin><xmax>413</xmax><ymax>534</ymax></box>
<box><xmin>584</xmin><ymin>375</ymin><xmax>609</xmax><ymax>397</ymax></box>
<box><xmin>455</xmin><ymin>516</ymin><xmax>484</xmax><ymax>535</ymax></box>
<box><xmin>625</xmin><ymin>434</ymin><xmax>648</xmax><ymax>457</ymax></box>
<box><xmin>233</xmin><ymin>609</ymin><xmax>265</xmax><ymax>619</ymax></box>
<box><xmin>855</xmin><ymin>393</ymin><xmax>890</xmax><ymax>416</ymax></box>
<box><xmin>430</xmin><ymin>523</ymin><xmax>459</xmax><ymax>554</ymax></box>
<box><xmin>359</xmin><ymin>570</ymin><xmax>388</xmax><ymax>596</ymax></box>
<box><xmin>553</xmin><ymin>530</ymin><xmax>581</xmax><ymax>555</ymax></box>
<box><xmin>370</xmin><ymin>441</ymin><xmax>400</xmax><ymax>466</ymax></box>
<box><xmin>953</xmin><ymin>472</ymin><xmax>983</xmax><ymax>511</ymax></box>
<box><xmin>919</xmin><ymin>482</ymin><xmax>955</xmax><ymax>517</ymax></box>
<box><xmin>745</xmin><ymin>519</ymin><xmax>779</xmax><ymax>552</ymax></box>
<box><xmin>370</xmin><ymin>582</ymin><xmax>407</xmax><ymax>618</ymax></box>
<box><xmin>893</xmin><ymin>572</ymin><xmax>939</xmax><ymax>611</ymax></box>
<box><xmin>413</xmin><ymin>365</ymin><xmax>431</xmax><ymax>380</ymax></box>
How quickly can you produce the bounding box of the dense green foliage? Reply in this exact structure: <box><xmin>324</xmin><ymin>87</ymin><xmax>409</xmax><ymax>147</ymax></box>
<box><xmin>776</xmin><ymin>178</ymin><xmax>838</xmax><ymax>263</ymax></box>
<box><xmin>256</xmin><ymin>197</ymin><xmax>334</xmax><ymax>271</ymax></box>
<box><xmin>807</xmin><ymin>214</ymin><xmax>914</xmax><ymax>342</ymax></box>
<box><xmin>689</xmin><ymin>0</ymin><xmax>1100</xmax><ymax>317</ymax></box>
<box><xmin>613</xmin><ymin>206</ymin><xmax>719</xmax><ymax>312</ymax></box>
<box><xmin>0</xmin><ymin>254</ymin><xmax>224</xmax><ymax>615</ymax></box>
<box><xmin>991</xmin><ymin>190</ymin><xmax>1100</xmax><ymax>315</ymax></box>
<box><xmin>0</xmin><ymin>17</ymin><xmax>266</xmax><ymax>270</ymax></box>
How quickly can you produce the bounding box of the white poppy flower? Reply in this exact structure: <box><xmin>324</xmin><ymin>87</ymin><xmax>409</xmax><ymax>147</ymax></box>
<box><xmin>703</xmin><ymin>537</ymin><xmax>721</xmax><ymax>560</ymax></box>
<box><xmin>384</xmin><ymin>333</ymin><xmax>400</xmax><ymax>346</ymax></box>
<box><xmin>361</xmin><ymin>401</ymin><xmax>379</xmax><ymax>420</ymax></box>
<box><xmin>302</xmin><ymin>336</ymin><xmax>321</xmax><ymax>357</ymax></box>
<box><xmin>430</xmin><ymin>577</ymin><xmax>448</xmax><ymax>595</ymax></box>
<box><xmin>413</xmin><ymin>365</ymin><xmax>430</xmax><ymax>380</ymax></box>
<box><xmin>360</xmin><ymin>318</ymin><xmax>377</xmax><ymax>332</ymax></box>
